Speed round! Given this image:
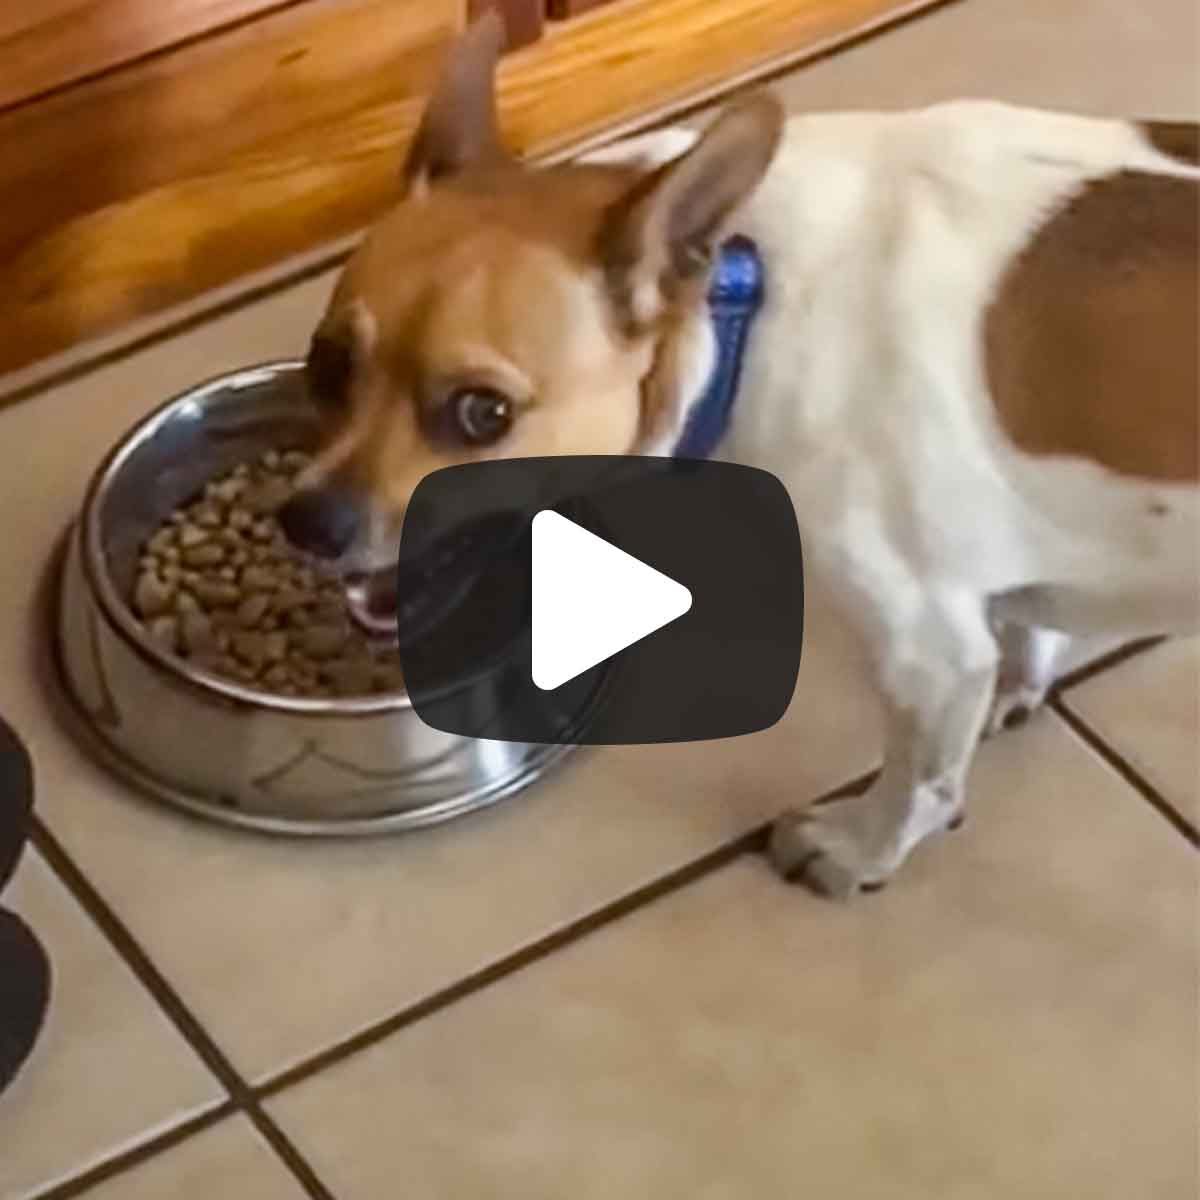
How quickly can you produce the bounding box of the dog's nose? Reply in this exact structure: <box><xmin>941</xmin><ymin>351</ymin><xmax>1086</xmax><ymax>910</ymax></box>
<box><xmin>277</xmin><ymin>486</ymin><xmax>363</xmax><ymax>560</ymax></box>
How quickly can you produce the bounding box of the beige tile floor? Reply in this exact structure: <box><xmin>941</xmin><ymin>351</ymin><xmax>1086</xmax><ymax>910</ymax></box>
<box><xmin>0</xmin><ymin>1</ymin><xmax>1197</xmax><ymax>1197</ymax></box>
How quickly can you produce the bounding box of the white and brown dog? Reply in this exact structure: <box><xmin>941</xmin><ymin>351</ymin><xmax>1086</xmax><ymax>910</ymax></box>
<box><xmin>278</xmin><ymin>15</ymin><xmax>1199</xmax><ymax>897</ymax></box>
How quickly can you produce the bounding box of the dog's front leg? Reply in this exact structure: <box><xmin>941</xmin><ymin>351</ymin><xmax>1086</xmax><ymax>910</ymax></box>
<box><xmin>770</xmin><ymin>584</ymin><xmax>998</xmax><ymax>899</ymax></box>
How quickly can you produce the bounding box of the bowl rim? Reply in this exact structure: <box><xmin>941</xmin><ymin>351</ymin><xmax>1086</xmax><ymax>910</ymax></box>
<box><xmin>80</xmin><ymin>359</ymin><xmax>417</xmax><ymax>717</ymax></box>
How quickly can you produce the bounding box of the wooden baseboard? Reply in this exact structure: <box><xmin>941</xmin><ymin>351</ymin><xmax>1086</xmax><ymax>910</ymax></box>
<box><xmin>0</xmin><ymin>0</ymin><xmax>941</xmax><ymax>376</ymax></box>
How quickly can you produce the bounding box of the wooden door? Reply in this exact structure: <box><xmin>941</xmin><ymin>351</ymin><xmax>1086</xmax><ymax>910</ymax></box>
<box><xmin>0</xmin><ymin>0</ymin><xmax>945</xmax><ymax>378</ymax></box>
<box><xmin>0</xmin><ymin>1</ymin><xmax>290</xmax><ymax>109</ymax></box>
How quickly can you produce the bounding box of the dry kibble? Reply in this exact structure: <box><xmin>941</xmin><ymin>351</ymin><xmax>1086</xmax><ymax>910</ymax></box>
<box><xmin>263</xmin><ymin>632</ymin><xmax>289</xmax><ymax>663</ymax></box>
<box><xmin>311</xmin><ymin>601</ymin><xmax>345</xmax><ymax>626</ymax></box>
<box><xmin>237</xmin><ymin>594</ymin><xmax>271</xmax><ymax>628</ymax></box>
<box><xmin>373</xmin><ymin>664</ymin><xmax>406</xmax><ymax>693</ymax></box>
<box><xmin>178</xmin><ymin>524</ymin><xmax>209</xmax><ymax>548</ymax></box>
<box><xmin>240</xmin><ymin>565</ymin><xmax>278</xmax><ymax>592</ymax></box>
<box><xmin>273</xmin><ymin>588</ymin><xmax>306</xmax><ymax>612</ymax></box>
<box><xmin>301</xmin><ymin>625</ymin><xmax>346</xmax><ymax>660</ymax></box>
<box><xmin>180</xmin><ymin>611</ymin><xmax>218</xmax><ymax>654</ymax></box>
<box><xmin>147</xmin><ymin>528</ymin><xmax>177</xmax><ymax>556</ymax></box>
<box><xmin>147</xmin><ymin>615</ymin><xmax>180</xmax><ymax>651</ymax></box>
<box><xmin>244</xmin><ymin>476</ymin><xmax>292</xmax><ymax>515</ymax></box>
<box><xmin>181</xmin><ymin>544</ymin><xmax>225</xmax><ymax>569</ymax></box>
<box><xmin>210</xmin><ymin>478</ymin><xmax>245</xmax><ymax>505</ymax></box>
<box><xmin>193</xmin><ymin>578</ymin><xmax>241</xmax><ymax>607</ymax></box>
<box><xmin>134</xmin><ymin>571</ymin><xmax>174</xmax><ymax>618</ymax></box>
<box><xmin>262</xmin><ymin>664</ymin><xmax>291</xmax><ymax>690</ymax></box>
<box><xmin>231</xmin><ymin>631</ymin><xmax>268</xmax><ymax>671</ymax></box>
<box><xmin>323</xmin><ymin>660</ymin><xmax>375</xmax><ymax>696</ymax></box>
<box><xmin>131</xmin><ymin>452</ymin><xmax>402</xmax><ymax>697</ymax></box>
<box><xmin>193</xmin><ymin>504</ymin><xmax>223</xmax><ymax>529</ymax></box>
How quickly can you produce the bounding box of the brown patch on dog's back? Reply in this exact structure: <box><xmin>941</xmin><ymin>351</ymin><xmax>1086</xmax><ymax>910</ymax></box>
<box><xmin>1140</xmin><ymin>120</ymin><xmax>1200</xmax><ymax>166</ymax></box>
<box><xmin>984</xmin><ymin>169</ymin><xmax>1198</xmax><ymax>483</ymax></box>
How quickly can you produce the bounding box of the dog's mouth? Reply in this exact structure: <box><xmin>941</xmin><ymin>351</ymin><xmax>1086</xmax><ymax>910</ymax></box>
<box><xmin>343</xmin><ymin>570</ymin><xmax>401</xmax><ymax>639</ymax></box>
<box><xmin>343</xmin><ymin>509</ymin><xmax>529</xmax><ymax>650</ymax></box>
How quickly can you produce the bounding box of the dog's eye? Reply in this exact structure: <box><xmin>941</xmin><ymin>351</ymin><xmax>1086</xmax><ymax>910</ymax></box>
<box><xmin>452</xmin><ymin>387</ymin><xmax>513</xmax><ymax>446</ymax></box>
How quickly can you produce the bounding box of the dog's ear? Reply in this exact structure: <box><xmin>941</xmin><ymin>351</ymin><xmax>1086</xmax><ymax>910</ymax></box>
<box><xmin>306</xmin><ymin>301</ymin><xmax>376</xmax><ymax>414</ymax></box>
<box><xmin>402</xmin><ymin>10</ymin><xmax>511</xmax><ymax>194</ymax></box>
<box><xmin>600</xmin><ymin>94</ymin><xmax>783</xmax><ymax>332</ymax></box>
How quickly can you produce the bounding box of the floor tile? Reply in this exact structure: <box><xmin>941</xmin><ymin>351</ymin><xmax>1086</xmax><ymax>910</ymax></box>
<box><xmin>269</xmin><ymin>716</ymin><xmax>1199</xmax><ymax>1200</ymax></box>
<box><xmin>0</xmin><ymin>853</ymin><xmax>221</xmax><ymax>1200</ymax></box>
<box><xmin>1064</xmin><ymin>638</ymin><xmax>1200</xmax><ymax>827</ymax></box>
<box><xmin>82</xmin><ymin>1118</ymin><xmax>307</xmax><ymax>1200</ymax></box>
<box><xmin>771</xmin><ymin>0</ymin><xmax>1199</xmax><ymax>116</ymax></box>
<box><xmin>0</xmin><ymin>0</ymin><xmax>1193</xmax><ymax>1167</ymax></box>
<box><xmin>0</xmin><ymin>284</ymin><xmax>880</xmax><ymax>1083</ymax></box>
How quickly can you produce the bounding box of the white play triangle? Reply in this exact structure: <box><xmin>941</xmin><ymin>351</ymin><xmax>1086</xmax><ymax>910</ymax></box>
<box><xmin>530</xmin><ymin>509</ymin><xmax>692</xmax><ymax>691</ymax></box>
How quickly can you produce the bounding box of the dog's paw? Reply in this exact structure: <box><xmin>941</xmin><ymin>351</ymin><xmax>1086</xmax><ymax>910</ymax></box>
<box><xmin>768</xmin><ymin>781</ymin><xmax>966</xmax><ymax>899</ymax></box>
<box><xmin>767</xmin><ymin>807</ymin><xmax>891</xmax><ymax>900</ymax></box>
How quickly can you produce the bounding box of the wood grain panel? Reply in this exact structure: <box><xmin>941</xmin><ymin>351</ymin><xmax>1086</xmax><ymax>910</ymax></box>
<box><xmin>470</xmin><ymin>0</ymin><xmax>543</xmax><ymax>48</ymax></box>
<box><xmin>547</xmin><ymin>0</ymin><xmax>616</xmax><ymax>18</ymax></box>
<box><xmin>0</xmin><ymin>0</ymin><xmax>299</xmax><ymax>110</ymax></box>
<box><xmin>0</xmin><ymin>0</ymin><xmax>939</xmax><ymax>375</ymax></box>
<box><xmin>505</xmin><ymin>0</ymin><xmax>932</xmax><ymax>154</ymax></box>
<box><xmin>0</xmin><ymin>0</ymin><xmax>456</xmax><ymax>266</ymax></box>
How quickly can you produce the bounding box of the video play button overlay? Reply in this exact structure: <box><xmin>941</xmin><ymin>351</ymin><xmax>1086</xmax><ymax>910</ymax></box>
<box><xmin>531</xmin><ymin>510</ymin><xmax>692</xmax><ymax>691</ymax></box>
<box><xmin>396</xmin><ymin>456</ymin><xmax>803</xmax><ymax>746</ymax></box>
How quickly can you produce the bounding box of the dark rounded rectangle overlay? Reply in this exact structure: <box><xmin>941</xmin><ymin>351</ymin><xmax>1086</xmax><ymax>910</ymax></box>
<box><xmin>396</xmin><ymin>456</ymin><xmax>804</xmax><ymax>746</ymax></box>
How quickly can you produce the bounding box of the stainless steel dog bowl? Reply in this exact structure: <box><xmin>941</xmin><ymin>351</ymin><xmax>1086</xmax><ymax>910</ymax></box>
<box><xmin>53</xmin><ymin>362</ymin><xmax>579</xmax><ymax>835</ymax></box>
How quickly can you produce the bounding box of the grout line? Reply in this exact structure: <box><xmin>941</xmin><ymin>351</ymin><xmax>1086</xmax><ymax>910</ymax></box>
<box><xmin>256</xmin><ymin>765</ymin><xmax>882</xmax><ymax>1103</ymax></box>
<box><xmin>255</xmin><ymin>821</ymin><xmax>768</xmax><ymax>1099</ymax></box>
<box><xmin>1049</xmin><ymin>700</ymin><xmax>1200</xmax><ymax>849</ymax></box>
<box><xmin>22</xmin><ymin>764</ymin><xmax>875</xmax><ymax>1191</ymax></box>
<box><xmin>0</xmin><ymin>0</ymin><xmax>961</xmax><ymax>411</ymax></box>
<box><xmin>29</xmin><ymin>818</ymin><xmax>338</xmax><ymax>1200</ymax></box>
<box><xmin>813</xmin><ymin>767</ymin><xmax>880</xmax><ymax>805</ymax></box>
<box><xmin>1050</xmin><ymin>636</ymin><xmax>1165</xmax><ymax>696</ymax></box>
<box><xmin>25</xmin><ymin>1103</ymin><xmax>237</xmax><ymax>1200</ymax></box>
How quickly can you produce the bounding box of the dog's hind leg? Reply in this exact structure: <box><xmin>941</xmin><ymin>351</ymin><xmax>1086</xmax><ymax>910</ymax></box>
<box><xmin>985</xmin><ymin>621</ymin><xmax>1069</xmax><ymax>737</ymax></box>
<box><xmin>770</xmin><ymin>583</ymin><xmax>998</xmax><ymax>899</ymax></box>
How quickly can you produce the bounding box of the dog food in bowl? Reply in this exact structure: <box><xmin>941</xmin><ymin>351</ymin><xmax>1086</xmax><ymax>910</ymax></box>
<box><xmin>129</xmin><ymin>450</ymin><xmax>404</xmax><ymax>697</ymax></box>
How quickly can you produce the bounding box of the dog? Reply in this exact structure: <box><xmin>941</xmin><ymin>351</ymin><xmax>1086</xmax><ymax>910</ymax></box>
<box><xmin>278</xmin><ymin>13</ymin><xmax>1199</xmax><ymax>898</ymax></box>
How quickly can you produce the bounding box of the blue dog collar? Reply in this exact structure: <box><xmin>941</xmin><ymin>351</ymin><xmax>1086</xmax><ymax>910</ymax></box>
<box><xmin>672</xmin><ymin>235</ymin><xmax>765</xmax><ymax>460</ymax></box>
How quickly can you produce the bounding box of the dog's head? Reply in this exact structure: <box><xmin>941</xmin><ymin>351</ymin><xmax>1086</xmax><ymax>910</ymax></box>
<box><xmin>278</xmin><ymin>12</ymin><xmax>783</xmax><ymax>575</ymax></box>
